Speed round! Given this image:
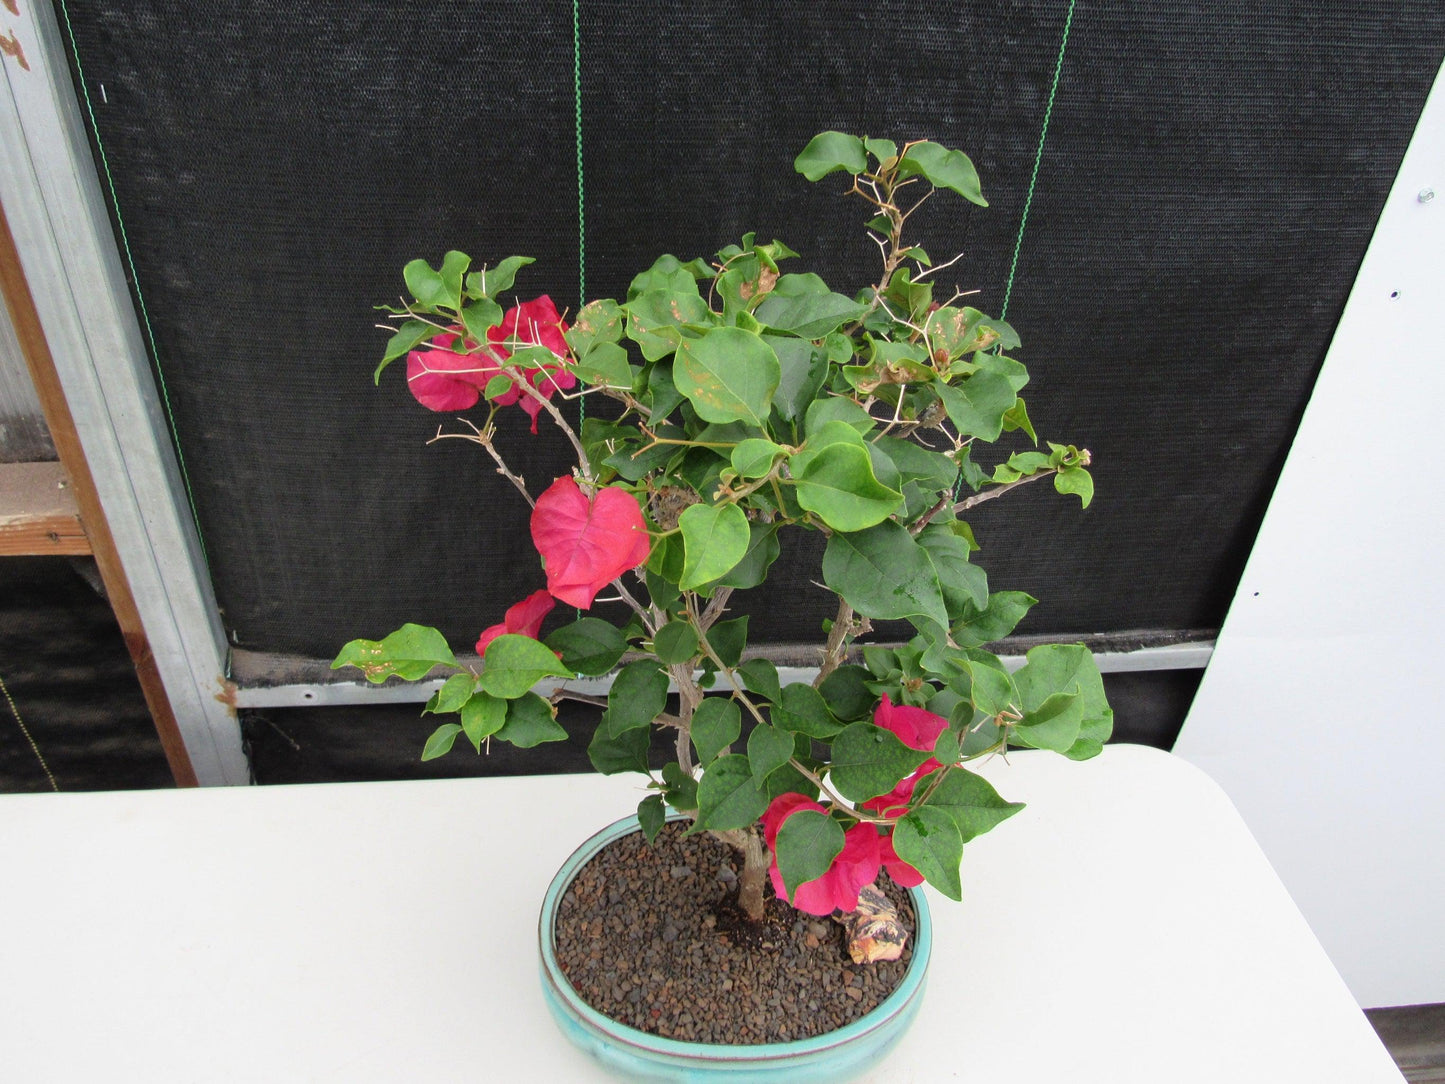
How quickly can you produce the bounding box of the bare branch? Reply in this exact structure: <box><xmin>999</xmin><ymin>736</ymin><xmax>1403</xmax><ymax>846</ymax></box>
<box><xmin>912</xmin><ymin>250</ymin><xmax>970</xmax><ymax>283</ymax></box>
<box><xmin>953</xmin><ymin>468</ymin><xmax>1057</xmax><ymax>513</ymax></box>
<box><xmin>426</xmin><ymin>419</ymin><xmax>535</xmax><ymax>508</ymax></box>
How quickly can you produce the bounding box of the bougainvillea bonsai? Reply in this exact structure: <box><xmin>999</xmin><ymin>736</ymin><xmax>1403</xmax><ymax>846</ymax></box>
<box><xmin>335</xmin><ymin>131</ymin><xmax>1111</xmax><ymax>949</ymax></box>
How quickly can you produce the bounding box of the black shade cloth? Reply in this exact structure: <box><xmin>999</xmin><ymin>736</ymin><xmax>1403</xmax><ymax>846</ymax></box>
<box><xmin>55</xmin><ymin>1</ymin><xmax>1445</xmax><ymax>660</ymax></box>
<box><xmin>0</xmin><ymin>558</ymin><xmax>173</xmax><ymax>792</ymax></box>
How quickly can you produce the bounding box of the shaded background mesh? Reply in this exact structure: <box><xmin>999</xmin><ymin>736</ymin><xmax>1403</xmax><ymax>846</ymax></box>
<box><xmin>56</xmin><ymin>1</ymin><xmax>1445</xmax><ymax>657</ymax></box>
<box><xmin>46</xmin><ymin>2</ymin><xmax>1445</xmax><ymax>779</ymax></box>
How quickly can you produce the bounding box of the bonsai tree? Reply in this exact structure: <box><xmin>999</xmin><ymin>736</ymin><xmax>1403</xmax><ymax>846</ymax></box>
<box><xmin>336</xmin><ymin>131</ymin><xmax>1111</xmax><ymax>946</ymax></box>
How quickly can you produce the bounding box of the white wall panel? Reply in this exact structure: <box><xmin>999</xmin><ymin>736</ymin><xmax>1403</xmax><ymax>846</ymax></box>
<box><xmin>1175</xmin><ymin>61</ymin><xmax>1445</xmax><ymax>1008</ymax></box>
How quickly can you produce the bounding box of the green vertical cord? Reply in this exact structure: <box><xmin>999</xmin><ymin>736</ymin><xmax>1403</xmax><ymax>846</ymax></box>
<box><xmin>55</xmin><ymin>0</ymin><xmax>211</xmax><ymax>570</ymax></box>
<box><xmin>573</xmin><ymin>0</ymin><xmax>586</xmax><ymax>316</ymax></box>
<box><xmin>572</xmin><ymin>0</ymin><xmax>587</xmax><ymax>620</ymax></box>
<box><xmin>955</xmin><ymin>0</ymin><xmax>1076</xmax><ymax>505</ymax></box>
<box><xmin>999</xmin><ymin>0</ymin><xmax>1076</xmax><ymax>320</ymax></box>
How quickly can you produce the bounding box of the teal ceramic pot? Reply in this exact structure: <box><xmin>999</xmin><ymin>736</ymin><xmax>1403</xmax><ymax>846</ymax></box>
<box><xmin>538</xmin><ymin>812</ymin><xmax>932</xmax><ymax>1084</ymax></box>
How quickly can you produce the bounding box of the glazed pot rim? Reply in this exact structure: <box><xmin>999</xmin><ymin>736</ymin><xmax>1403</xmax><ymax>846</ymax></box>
<box><xmin>537</xmin><ymin>810</ymin><xmax>933</xmax><ymax>1062</ymax></box>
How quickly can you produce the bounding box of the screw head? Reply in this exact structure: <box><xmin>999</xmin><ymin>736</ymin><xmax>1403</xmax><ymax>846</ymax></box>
<box><xmin>1420</xmin><ymin>187</ymin><xmax>1437</xmax><ymax>204</ymax></box>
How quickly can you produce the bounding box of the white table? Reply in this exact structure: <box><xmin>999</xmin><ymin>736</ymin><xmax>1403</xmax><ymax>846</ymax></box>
<box><xmin>0</xmin><ymin>745</ymin><xmax>1402</xmax><ymax>1082</ymax></box>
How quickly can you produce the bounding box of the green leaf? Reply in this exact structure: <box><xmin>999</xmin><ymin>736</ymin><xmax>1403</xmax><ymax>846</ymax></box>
<box><xmin>645</xmin><ymin>564</ymin><xmax>682</xmax><ymax>612</ymax></box>
<box><xmin>956</xmin><ymin>444</ymin><xmax>987</xmax><ymax>493</ymax></box>
<box><xmin>646</xmin><ymin>361</ymin><xmax>685</xmax><ymax>421</ymax></box>
<box><xmin>892</xmin><ymin>808</ymin><xmax>964</xmax><ymax>900</ymax></box>
<box><xmin>962</xmin><ymin>652</ymin><xmax>1018</xmax><ymax>718</ymax></box>
<box><xmin>932</xmin><ymin>727</ymin><xmax>961</xmax><ymax>767</ymax></box>
<box><xmin>737</xmin><ymin>658</ymin><xmax>782</xmax><ymax>704</ymax></box>
<box><xmin>765</xmin><ymin>771</ymin><xmax>818</xmax><ymax>809</ymax></box>
<box><xmin>754</xmin><ymin>290</ymin><xmax>866</xmax><ymax>339</ymax></box>
<box><xmin>653</xmin><ymin>620</ymin><xmax>700</xmax><ymax>664</ymax></box>
<box><xmin>1011</xmin><ymin>689</ymin><xmax>1084</xmax><ymax>753</ymax></box>
<box><xmin>711</xmin><ymin>522</ymin><xmax>780</xmax><ymax>591</ymax></box>
<box><xmin>332</xmin><ymin>623</ymin><xmax>459</xmax><ymax>684</ymax></box>
<box><xmin>715</xmin><ymin>255</ymin><xmax>760</xmax><ymax>314</ymax></box>
<box><xmin>1055</xmin><ymin>466</ymin><xmax>1094</xmax><ymax>509</ymax></box>
<box><xmin>661</xmin><ymin>761</ymin><xmax>699</xmax><ymax>811</ymax></box>
<box><xmin>775</xmin><ymin>810</ymin><xmax>845</xmax><ymax>895</ymax></box>
<box><xmin>478</xmin><ymin>635</ymin><xmax>571</xmax><ymax>699</ymax></box>
<box><xmin>770</xmin><ymin>683</ymin><xmax>843</xmax><ymax>739</ymax></box>
<box><xmin>817</xmin><ymin>665</ymin><xmax>875</xmax><ymax>722</ymax></box>
<box><xmin>546</xmin><ymin>617</ymin><xmax>628</xmax><ymax>677</ymax></box>
<box><xmin>695</xmin><ymin>754</ymin><xmax>770</xmax><ymax>830</ymax></box>
<box><xmin>603</xmin><ymin>428</ymin><xmax>679</xmax><ymax>482</ymax></box>
<box><xmin>606</xmin><ymin>660</ymin><xmax>670</xmax><ymax>737</ymax></box>
<box><xmin>647</xmin><ymin>527</ymin><xmax>685</xmax><ymax>580</ymax></box>
<box><xmin>459</xmin><ymin>297</ymin><xmax>504</xmax><ymax>347</ymax></box>
<box><xmin>674</xmin><ymin>327</ymin><xmax>780</xmax><ymax>427</ymax></box>
<box><xmin>822</xmin><ymin>522</ymin><xmax>949</xmax><ymax>629</ymax></box>
<box><xmin>766</xmin><ymin>336</ymin><xmax>829</xmax><ymax>423</ymax></box>
<box><xmin>404</xmin><ymin>251</ymin><xmax>470</xmax><ymax>310</ymax></box>
<box><xmin>924</xmin><ymin>306</ymin><xmax>986</xmax><ymax>361</ymax></box>
<box><xmin>678</xmin><ymin>502</ymin><xmax>751</xmax><ymax>590</ymax></box>
<box><xmin>628</xmin><ymin>254</ymin><xmax>709</xmax><ymax>299</ymax></box>
<box><xmin>827</xmin><ymin>722</ymin><xmax>929</xmax><ymax>802</ymax></box>
<box><xmin>483</xmin><ymin>374</ymin><xmax>515</xmax><ymax>401</ymax></box>
<box><xmin>588</xmin><ymin>719</ymin><xmax>651</xmax><ymax>775</ymax></box>
<box><xmin>951</xmin><ymin>591</ymin><xmax>1037</xmax><ymax>649</ymax></box>
<box><xmin>731</xmin><ymin>438</ymin><xmax>785</xmax><ymax>480</ymax></box>
<box><xmin>897</xmin><ymin>142</ymin><xmax>987</xmax><ymax>206</ymax></box>
<box><xmin>975</xmin><ymin>353</ymin><xmax>1030</xmax><ymax>392</ymax></box>
<box><xmin>919</xmin><ymin>767</ymin><xmax>1024</xmax><ymax>843</ymax></box>
<box><xmin>934</xmin><ymin>371</ymin><xmax>1018</xmax><ymax>442</ymax></box>
<box><xmin>703</xmin><ymin>616</ymin><xmax>748</xmax><ymax>669</ymax></box>
<box><xmin>495</xmin><ymin>692</ymin><xmax>567</xmax><ymax>747</ymax></box>
<box><xmin>794</xmin><ymin>131</ymin><xmax>868</xmax><ymax>181</ymax></box>
<box><xmin>421</xmin><ymin>722</ymin><xmax>463</xmax><ymax>761</ymax></box>
<box><xmin>997</xmin><ymin>451</ymin><xmax>1053</xmax><ymax>481</ymax></box>
<box><xmin>376</xmin><ymin>319</ymin><xmax>433</xmax><ymax>382</ymax></box>
<box><xmin>573</xmin><ymin>341</ymin><xmax>634</xmax><ymax>390</ymax></box>
<box><xmin>747</xmin><ymin>723</ymin><xmax>796</xmax><ymax>786</ymax></box>
<box><xmin>1012</xmin><ymin>644</ymin><xmax>1112</xmax><ymax>759</ymax></box>
<box><xmin>425</xmin><ymin>673</ymin><xmax>476</xmax><ymax>715</ymax></box>
<box><xmin>792</xmin><ymin>443</ymin><xmax>903</xmax><ymax>531</ymax></box>
<box><xmin>916</xmin><ymin>524</ymin><xmax>989</xmax><ymax>616</ymax></box>
<box><xmin>565</xmin><ymin>298</ymin><xmax>624</xmax><ymax>356</ymax></box>
<box><xmin>627</xmin><ymin>289</ymin><xmax>710</xmax><ymax>362</ymax></box>
<box><xmin>691</xmin><ymin>697</ymin><xmax>741</xmax><ymax>766</ymax></box>
<box><xmin>873</xmin><ymin>436</ymin><xmax>959</xmax><ymax>493</ymax></box>
<box><xmin>464</xmin><ymin>255</ymin><xmax>534</xmax><ymax>299</ymax></box>
<box><xmin>797</xmin><ymin>419</ymin><xmax>867</xmax><ymax>456</ymax></box>
<box><xmin>863</xmin><ymin>646</ymin><xmax>901</xmax><ymax>679</ymax></box>
<box><xmin>864</xmin><ymin>137</ymin><xmax>898</xmax><ymax>163</ymax></box>
<box><xmin>459</xmin><ymin>691</ymin><xmax>507</xmax><ymax>751</ymax></box>
<box><xmin>804</xmin><ymin>396</ymin><xmax>875</xmax><ymax>438</ymax></box>
<box><xmin>638</xmin><ymin>794</ymin><xmax>667</xmax><ymax>844</ymax></box>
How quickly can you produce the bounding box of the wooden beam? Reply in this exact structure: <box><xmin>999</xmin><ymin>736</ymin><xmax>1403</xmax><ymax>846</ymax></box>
<box><xmin>0</xmin><ymin>198</ymin><xmax>198</xmax><ymax>787</ymax></box>
<box><xmin>0</xmin><ymin>460</ymin><xmax>91</xmax><ymax>555</ymax></box>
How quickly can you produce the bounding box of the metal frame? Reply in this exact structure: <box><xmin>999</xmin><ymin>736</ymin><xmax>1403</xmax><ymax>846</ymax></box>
<box><xmin>0</xmin><ymin>2</ymin><xmax>246</xmax><ymax>785</ymax></box>
<box><xmin>231</xmin><ymin>640</ymin><xmax>1215</xmax><ymax>710</ymax></box>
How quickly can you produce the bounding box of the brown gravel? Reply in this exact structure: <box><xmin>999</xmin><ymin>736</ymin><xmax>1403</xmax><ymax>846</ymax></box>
<box><xmin>552</xmin><ymin>821</ymin><xmax>916</xmax><ymax>1045</ymax></box>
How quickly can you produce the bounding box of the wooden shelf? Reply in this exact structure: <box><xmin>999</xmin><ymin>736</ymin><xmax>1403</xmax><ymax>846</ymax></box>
<box><xmin>0</xmin><ymin>460</ymin><xmax>91</xmax><ymax>555</ymax></box>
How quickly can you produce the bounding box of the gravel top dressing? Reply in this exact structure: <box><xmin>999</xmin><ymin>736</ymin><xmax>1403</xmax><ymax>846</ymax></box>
<box><xmin>553</xmin><ymin>822</ymin><xmax>916</xmax><ymax>1045</ymax></box>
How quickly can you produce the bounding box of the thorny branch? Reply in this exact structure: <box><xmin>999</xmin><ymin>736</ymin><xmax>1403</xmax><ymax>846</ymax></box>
<box><xmin>427</xmin><ymin>418</ymin><xmax>534</xmax><ymax>507</ymax></box>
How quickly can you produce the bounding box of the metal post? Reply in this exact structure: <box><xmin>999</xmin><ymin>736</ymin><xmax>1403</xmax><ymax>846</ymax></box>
<box><xmin>0</xmin><ymin>3</ymin><xmax>247</xmax><ymax>785</ymax></box>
